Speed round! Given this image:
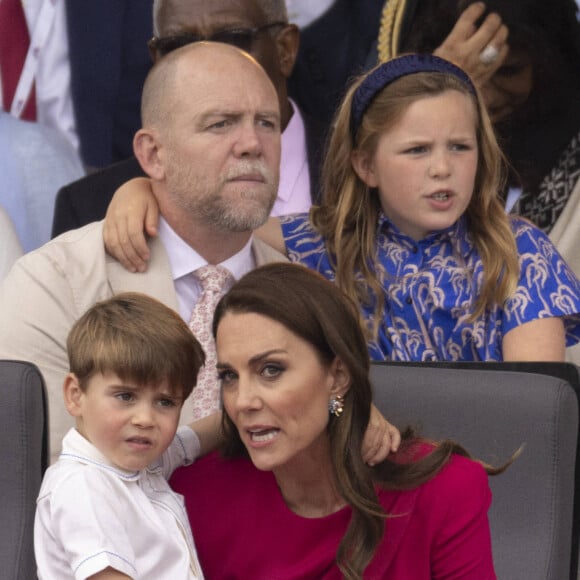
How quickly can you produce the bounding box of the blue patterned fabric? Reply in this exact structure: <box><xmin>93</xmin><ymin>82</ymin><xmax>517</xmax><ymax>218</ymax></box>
<box><xmin>280</xmin><ymin>213</ymin><xmax>580</xmax><ymax>361</ymax></box>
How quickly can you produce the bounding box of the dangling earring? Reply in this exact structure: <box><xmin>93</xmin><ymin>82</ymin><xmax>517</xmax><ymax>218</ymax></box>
<box><xmin>328</xmin><ymin>394</ymin><xmax>344</xmax><ymax>417</ymax></box>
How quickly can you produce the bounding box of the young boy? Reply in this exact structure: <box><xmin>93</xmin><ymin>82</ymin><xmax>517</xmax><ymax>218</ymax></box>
<box><xmin>34</xmin><ymin>292</ymin><xmax>220</xmax><ymax>579</ymax></box>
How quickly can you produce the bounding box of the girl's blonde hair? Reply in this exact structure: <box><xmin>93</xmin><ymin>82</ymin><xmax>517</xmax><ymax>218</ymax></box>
<box><xmin>311</xmin><ymin>59</ymin><xmax>519</xmax><ymax>336</ymax></box>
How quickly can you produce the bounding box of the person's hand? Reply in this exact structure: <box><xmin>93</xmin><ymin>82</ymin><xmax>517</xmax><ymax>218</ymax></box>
<box><xmin>103</xmin><ymin>177</ymin><xmax>159</xmax><ymax>273</ymax></box>
<box><xmin>433</xmin><ymin>2</ymin><xmax>509</xmax><ymax>88</ymax></box>
<box><xmin>362</xmin><ymin>404</ymin><xmax>401</xmax><ymax>466</ymax></box>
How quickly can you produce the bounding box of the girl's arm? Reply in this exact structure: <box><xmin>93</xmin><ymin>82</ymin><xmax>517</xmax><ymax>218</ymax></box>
<box><xmin>502</xmin><ymin>317</ymin><xmax>566</xmax><ymax>361</ymax></box>
<box><xmin>103</xmin><ymin>177</ymin><xmax>160</xmax><ymax>273</ymax></box>
<box><xmin>102</xmin><ymin>178</ymin><xmax>287</xmax><ymax>270</ymax></box>
<box><xmin>364</xmin><ymin>404</ymin><xmax>401</xmax><ymax>465</ymax></box>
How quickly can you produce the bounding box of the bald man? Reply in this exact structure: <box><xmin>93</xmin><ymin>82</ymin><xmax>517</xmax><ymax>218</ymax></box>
<box><xmin>0</xmin><ymin>43</ymin><xmax>287</xmax><ymax>461</ymax></box>
<box><xmin>52</xmin><ymin>0</ymin><xmax>324</xmax><ymax>237</ymax></box>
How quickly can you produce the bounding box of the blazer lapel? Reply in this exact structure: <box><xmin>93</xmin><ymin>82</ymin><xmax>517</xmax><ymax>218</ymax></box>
<box><xmin>251</xmin><ymin>238</ymin><xmax>289</xmax><ymax>267</ymax></box>
<box><xmin>106</xmin><ymin>235</ymin><xmax>180</xmax><ymax>312</ymax></box>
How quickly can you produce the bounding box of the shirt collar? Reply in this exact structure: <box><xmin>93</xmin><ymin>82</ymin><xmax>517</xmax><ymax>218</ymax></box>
<box><xmin>157</xmin><ymin>216</ymin><xmax>255</xmax><ymax>281</ymax></box>
<box><xmin>60</xmin><ymin>428</ymin><xmax>141</xmax><ymax>481</ymax></box>
<box><xmin>377</xmin><ymin>212</ymin><xmax>473</xmax><ymax>259</ymax></box>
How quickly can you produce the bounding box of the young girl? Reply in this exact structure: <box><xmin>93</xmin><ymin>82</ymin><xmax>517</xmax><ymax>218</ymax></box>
<box><xmin>104</xmin><ymin>53</ymin><xmax>580</xmax><ymax>362</ymax></box>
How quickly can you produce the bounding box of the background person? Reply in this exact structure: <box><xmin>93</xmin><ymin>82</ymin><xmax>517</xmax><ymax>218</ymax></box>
<box><xmin>0</xmin><ymin>110</ymin><xmax>84</xmax><ymax>252</ymax></box>
<box><xmin>172</xmin><ymin>262</ymin><xmax>504</xmax><ymax>579</ymax></box>
<box><xmin>287</xmin><ymin>1</ymin><xmax>509</xmax><ymax>137</ymax></box>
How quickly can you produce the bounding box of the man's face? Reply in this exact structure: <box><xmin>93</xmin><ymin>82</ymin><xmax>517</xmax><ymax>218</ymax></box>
<box><xmin>155</xmin><ymin>0</ymin><xmax>287</xmax><ymax>102</ymax></box>
<box><xmin>157</xmin><ymin>49</ymin><xmax>281</xmax><ymax>233</ymax></box>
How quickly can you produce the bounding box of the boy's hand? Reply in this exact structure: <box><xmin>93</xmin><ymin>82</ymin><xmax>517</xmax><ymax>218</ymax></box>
<box><xmin>362</xmin><ymin>404</ymin><xmax>401</xmax><ymax>466</ymax></box>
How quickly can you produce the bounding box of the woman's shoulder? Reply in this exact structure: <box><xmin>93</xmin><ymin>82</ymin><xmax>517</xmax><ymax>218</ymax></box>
<box><xmin>379</xmin><ymin>448</ymin><xmax>491</xmax><ymax>545</ymax></box>
<box><xmin>386</xmin><ymin>442</ymin><xmax>489</xmax><ymax>498</ymax></box>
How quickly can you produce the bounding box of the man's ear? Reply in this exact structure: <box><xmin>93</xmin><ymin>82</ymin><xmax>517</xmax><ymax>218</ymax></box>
<box><xmin>133</xmin><ymin>128</ymin><xmax>166</xmax><ymax>181</ymax></box>
<box><xmin>328</xmin><ymin>357</ymin><xmax>351</xmax><ymax>397</ymax></box>
<box><xmin>147</xmin><ymin>37</ymin><xmax>160</xmax><ymax>63</ymax></box>
<box><xmin>351</xmin><ymin>149</ymin><xmax>379</xmax><ymax>188</ymax></box>
<box><xmin>275</xmin><ymin>24</ymin><xmax>300</xmax><ymax>78</ymax></box>
<box><xmin>63</xmin><ymin>373</ymin><xmax>84</xmax><ymax>418</ymax></box>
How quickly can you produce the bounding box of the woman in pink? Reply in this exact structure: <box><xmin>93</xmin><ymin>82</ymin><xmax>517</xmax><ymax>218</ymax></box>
<box><xmin>171</xmin><ymin>262</ymin><xmax>500</xmax><ymax>579</ymax></box>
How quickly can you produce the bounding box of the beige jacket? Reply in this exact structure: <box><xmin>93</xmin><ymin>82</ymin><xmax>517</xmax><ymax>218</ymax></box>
<box><xmin>0</xmin><ymin>221</ymin><xmax>287</xmax><ymax>462</ymax></box>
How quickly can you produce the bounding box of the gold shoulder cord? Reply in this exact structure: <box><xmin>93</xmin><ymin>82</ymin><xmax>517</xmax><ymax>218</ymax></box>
<box><xmin>377</xmin><ymin>0</ymin><xmax>409</xmax><ymax>63</ymax></box>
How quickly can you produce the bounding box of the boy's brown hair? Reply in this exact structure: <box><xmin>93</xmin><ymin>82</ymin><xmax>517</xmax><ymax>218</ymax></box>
<box><xmin>67</xmin><ymin>292</ymin><xmax>204</xmax><ymax>400</ymax></box>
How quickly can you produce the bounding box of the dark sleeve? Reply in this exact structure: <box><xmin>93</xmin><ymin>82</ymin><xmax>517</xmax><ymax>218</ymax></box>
<box><xmin>51</xmin><ymin>157</ymin><xmax>146</xmax><ymax>237</ymax></box>
<box><xmin>288</xmin><ymin>0</ymin><xmax>384</xmax><ymax>129</ymax></box>
<box><xmin>66</xmin><ymin>0</ymin><xmax>152</xmax><ymax>167</ymax></box>
<box><xmin>52</xmin><ymin>185</ymin><xmax>82</xmax><ymax>237</ymax></box>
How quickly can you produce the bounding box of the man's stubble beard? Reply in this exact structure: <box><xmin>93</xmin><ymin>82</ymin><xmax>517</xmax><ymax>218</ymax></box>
<box><xmin>166</xmin><ymin>158</ymin><xmax>278</xmax><ymax>232</ymax></box>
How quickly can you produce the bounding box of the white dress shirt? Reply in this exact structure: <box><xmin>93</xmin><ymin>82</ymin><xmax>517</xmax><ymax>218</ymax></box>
<box><xmin>157</xmin><ymin>217</ymin><xmax>255</xmax><ymax>322</ymax></box>
<box><xmin>21</xmin><ymin>0</ymin><xmax>79</xmax><ymax>151</ymax></box>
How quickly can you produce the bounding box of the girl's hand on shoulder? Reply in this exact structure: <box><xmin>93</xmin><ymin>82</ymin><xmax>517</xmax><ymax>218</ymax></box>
<box><xmin>362</xmin><ymin>404</ymin><xmax>401</xmax><ymax>466</ymax></box>
<box><xmin>103</xmin><ymin>177</ymin><xmax>159</xmax><ymax>273</ymax></box>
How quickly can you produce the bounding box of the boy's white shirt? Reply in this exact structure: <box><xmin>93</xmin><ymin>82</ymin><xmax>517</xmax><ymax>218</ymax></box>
<box><xmin>34</xmin><ymin>426</ymin><xmax>204</xmax><ymax>579</ymax></box>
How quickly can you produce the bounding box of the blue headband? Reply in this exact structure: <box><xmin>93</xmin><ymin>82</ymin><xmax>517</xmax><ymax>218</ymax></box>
<box><xmin>350</xmin><ymin>54</ymin><xmax>477</xmax><ymax>143</ymax></box>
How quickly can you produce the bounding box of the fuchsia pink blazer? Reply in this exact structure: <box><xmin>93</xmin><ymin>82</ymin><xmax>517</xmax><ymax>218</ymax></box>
<box><xmin>171</xmin><ymin>447</ymin><xmax>495</xmax><ymax>579</ymax></box>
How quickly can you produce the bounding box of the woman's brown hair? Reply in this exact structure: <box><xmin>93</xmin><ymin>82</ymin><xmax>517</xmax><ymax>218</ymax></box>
<box><xmin>212</xmin><ymin>263</ymin><xmax>502</xmax><ymax>579</ymax></box>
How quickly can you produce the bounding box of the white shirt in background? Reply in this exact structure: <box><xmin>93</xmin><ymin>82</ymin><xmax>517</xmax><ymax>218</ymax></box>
<box><xmin>285</xmin><ymin>0</ymin><xmax>335</xmax><ymax>28</ymax></box>
<box><xmin>21</xmin><ymin>0</ymin><xmax>78</xmax><ymax>151</ymax></box>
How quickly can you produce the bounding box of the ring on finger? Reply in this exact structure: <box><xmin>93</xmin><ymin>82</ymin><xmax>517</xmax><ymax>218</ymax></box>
<box><xmin>479</xmin><ymin>44</ymin><xmax>499</xmax><ymax>65</ymax></box>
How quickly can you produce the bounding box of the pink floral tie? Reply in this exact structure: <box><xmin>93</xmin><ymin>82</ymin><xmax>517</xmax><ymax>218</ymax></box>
<box><xmin>187</xmin><ymin>265</ymin><xmax>234</xmax><ymax>420</ymax></box>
